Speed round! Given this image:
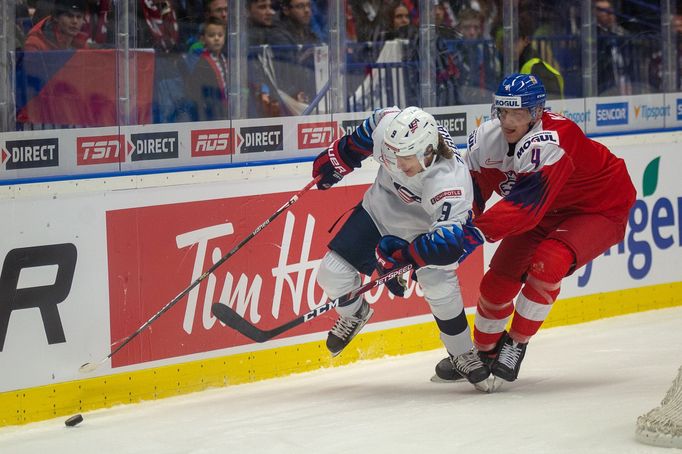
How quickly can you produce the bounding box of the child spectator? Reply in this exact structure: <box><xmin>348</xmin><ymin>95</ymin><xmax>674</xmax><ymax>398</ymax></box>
<box><xmin>24</xmin><ymin>0</ymin><xmax>90</xmax><ymax>50</ymax></box>
<box><xmin>187</xmin><ymin>17</ymin><xmax>229</xmax><ymax>121</ymax></box>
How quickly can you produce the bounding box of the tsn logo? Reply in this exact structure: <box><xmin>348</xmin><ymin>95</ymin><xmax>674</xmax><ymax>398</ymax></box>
<box><xmin>76</xmin><ymin>135</ymin><xmax>124</xmax><ymax>165</ymax></box>
<box><xmin>191</xmin><ymin>128</ymin><xmax>235</xmax><ymax>157</ymax></box>
<box><xmin>298</xmin><ymin>122</ymin><xmax>337</xmax><ymax>149</ymax></box>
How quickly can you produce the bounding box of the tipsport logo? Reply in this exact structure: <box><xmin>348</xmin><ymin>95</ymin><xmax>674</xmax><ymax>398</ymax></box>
<box><xmin>595</xmin><ymin>102</ymin><xmax>628</xmax><ymax>126</ymax></box>
<box><xmin>633</xmin><ymin>104</ymin><xmax>671</xmax><ymax>120</ymax></box>
<box><xmin>577</xmin><ymin>157</ymin><xmax>681</xmax><ymax>287</ymax></box>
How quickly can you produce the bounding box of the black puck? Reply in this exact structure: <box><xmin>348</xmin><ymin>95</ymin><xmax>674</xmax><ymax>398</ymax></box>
<box><xmin>65</xmin><ymin>414</ymin><xmax>83</xmax><ymax>427</ymax></box>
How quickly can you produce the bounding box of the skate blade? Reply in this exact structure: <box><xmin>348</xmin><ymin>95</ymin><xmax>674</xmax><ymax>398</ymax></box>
<box><xmin>490</xmin><ymin>376</ymin><xmax>505</xmax><ymax>392</ymax></box>
<box><xmin>474</xmin><ymin>379</ymin><xmax>491</xmax><ymax>393</ymax></box>
<box><xmin>430</xmin><ymin>374</ymin><xmax>464</xmax><ymax>383</ymax></box>
<box><xmin>473</xmin><ymin>376</ymin><xmax>505</xmax><ymax>393</ymax></box>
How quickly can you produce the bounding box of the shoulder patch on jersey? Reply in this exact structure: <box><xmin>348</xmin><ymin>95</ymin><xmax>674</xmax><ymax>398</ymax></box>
<box><xmin>430</xmin><ymin>187</ymin><xmax>464</xmax><ymax>205</ymax></box>
<box><xmin>467</xmin><ymin>129</ymin><xmax>478</xmax><ymax>150</ymax></box>
<box><xmin>516</xmin><ymin>130</ymin><xmax>559</xmax><ymax>159</ymax></box>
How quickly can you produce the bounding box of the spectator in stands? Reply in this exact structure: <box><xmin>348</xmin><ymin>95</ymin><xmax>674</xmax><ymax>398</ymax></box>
<box><xmin>15</xmin><ymin>1</ymin><xmax>32</xmax><ymax>50</ymax></box>
<box><xmin>347</xmin><ymin>0</ymin><xmax>392</xmax><ymax>45</ymax></box>
<box><xmin>187</xmin><ymin>16</ymin><xmax>229</xmax><ymax>121</ymax></box>
<box><xmin>381</xmin><ymin>1</ymin><xmax>413</xmax><ymax>41</ymax></box>
<box><xmin>82</xmin><ymin>0</ymin><xmax>114</xmax><ymax>47</ymax></box>
<box><xmin>515</xmin><ymin>13</ymin><xmax>564</xmax><ymax>99</ymax></box>
<box><xmin>269</xmin><ymin>0</ymin><xmax>322</xmax><ymax>110</ymax></box>
<box><xmin>188</xmin><ymin>0</ymin><xmax>227</xmax><ymax>53</ymax></box>
<box><xmin>456</xmin><ymin>7</ymin><xmax>500</xmax><ymax>104</ymax></box>
<box><xmin>402</xmin><ymin>1</ymin><xmax>464</xmax><ymax>107</ymax></box>
<box><xmin>246</xmin><ymin>0</ymin><xmax>281</xmax><ymax>117</ymax></box>
<box><xmin>24</xmin><ymin>0</ymin><xmax>90</xmax><ymax>50</ymax></box>
<box><xmin>247</xmin><ymin>0</ymin><xmax>276</xmax><ymax>46</ymax></box>
<box><xmin>595</xmin><ymin>0</ymin><xmax>633</xmax><ymax>95</ymax></box>
<box><xmin>137</xmin><ymin>0</ymin><xmax>180</xmax><ymax>52</ymax></box>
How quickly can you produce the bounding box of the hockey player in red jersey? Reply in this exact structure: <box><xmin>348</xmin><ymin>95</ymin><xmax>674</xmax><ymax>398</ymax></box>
<box><xmin>438</xmin><ymin>73</ymin><xmax>636</xmax><ymax>390</ymax></box>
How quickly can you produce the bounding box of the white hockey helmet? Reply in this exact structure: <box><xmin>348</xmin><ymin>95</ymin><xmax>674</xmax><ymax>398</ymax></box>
<box><xmin>381</xmin><ymin>106</ymin><xmax>439</xmax><ymax>172</ymax></box>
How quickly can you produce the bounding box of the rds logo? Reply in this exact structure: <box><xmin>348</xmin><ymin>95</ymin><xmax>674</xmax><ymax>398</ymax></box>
<box><xmin>577</xmin><ymin>157</ymin><xmax>681</xmax><ymax>286</ymax></box>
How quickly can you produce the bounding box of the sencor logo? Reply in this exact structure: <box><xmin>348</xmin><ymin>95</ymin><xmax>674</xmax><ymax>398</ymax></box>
<box><xmin>596</xmin><ymin>102</ymin><xmax>628</xmax><ymax>126</ymax></box>
<box><xmin>191</xmin><ymin>128</ymin><xmax>235</xmax><ymax>157</ymax></box>
<box><xmin>677</xmin><ymin>99</ymin><xmax>682</xmax><ymax>121</ymax></box>
<box><xmin>76</xmin><ymin>135</ymin><xmax>124</xmax><ymax>165</ymax></box>
<box><xmin>298</xmin><ymin>122</ymin><xmax>337</xmax><ymax>149</ymax></box>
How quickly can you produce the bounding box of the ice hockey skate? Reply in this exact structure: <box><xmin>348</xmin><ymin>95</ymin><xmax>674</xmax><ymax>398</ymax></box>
<box><xmin>451</xmin><ymin>349</ymin><xmax>491</xmax><ymax>391</ymax></box>
<box><xmin>430</xmin><ymin>356</ymin><xmax>465</xmax><ymax>383</ymax></box>
<box><xmin>326</xmin><ymin>299</ymin><xmax>374</xmax><ymax>357</ymax></box>
<box><xmin>490</xmin><ymin>332</ymin><xmax>527</xmax><ymax>382</ymax></box>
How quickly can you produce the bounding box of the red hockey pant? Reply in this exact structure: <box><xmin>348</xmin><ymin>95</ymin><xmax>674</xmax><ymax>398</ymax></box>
<box><xmin>473</xmin><ymin>213</ymin><xmax>628</xmax><ymax>351</ymax></box>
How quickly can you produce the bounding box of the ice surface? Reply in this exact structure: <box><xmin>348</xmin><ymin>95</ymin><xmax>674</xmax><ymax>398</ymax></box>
<box><xmin>1</xmin><ymin>306</ymin><xmax>681</xmax><ymax>454</ymax></box>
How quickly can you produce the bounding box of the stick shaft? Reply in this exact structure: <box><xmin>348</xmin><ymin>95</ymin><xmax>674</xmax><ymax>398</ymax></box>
<box><xmin>81</xmin><ymin>176</ymin><xmax>321</xmax><ymax>372</ymax></box>
<box><xmin>212</xmin><ymin>263</ymin><xmax>413</xmax><ymax>342</ymax></box>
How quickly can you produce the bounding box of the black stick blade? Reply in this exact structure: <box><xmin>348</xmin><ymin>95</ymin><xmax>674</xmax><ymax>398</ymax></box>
<box><xmin>212</xmin><ymin>303</ymin><xmax>271</xmax><ymax>342</ymax></box>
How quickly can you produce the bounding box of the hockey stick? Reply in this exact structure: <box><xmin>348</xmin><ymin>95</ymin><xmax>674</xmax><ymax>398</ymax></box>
<box><xmin>79</xmin><ymin>176</ymin><xmax>321</xmax><ymax>373</ymax></box>
<box><xmin>211</xmin><ymin>263</ymin><xmax>414</xmax><ymax>343</ymax></box>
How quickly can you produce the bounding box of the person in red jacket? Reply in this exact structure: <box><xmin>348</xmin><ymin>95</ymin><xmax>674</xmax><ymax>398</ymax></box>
<box><xmin>437</xmin><ymin>73</ymin><xmax>636</xmax><ymax>391</ymax></box>
<box><xmin>24</xmin><ymin>0</ymin><xmax>89</xmax><ymax>51</ymax></box>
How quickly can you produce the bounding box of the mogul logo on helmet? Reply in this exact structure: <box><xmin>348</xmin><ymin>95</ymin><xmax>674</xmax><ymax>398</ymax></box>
<box><xmin>494</xmin><ymin>96</ymin><xmax>523</xmax><ymax>108</ymax></box>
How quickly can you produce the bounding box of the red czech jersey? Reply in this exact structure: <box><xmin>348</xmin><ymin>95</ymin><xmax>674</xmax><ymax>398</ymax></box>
<box><xmin>463</xmin><ymin>111</ymin><xmax>636</xmax><ymax>242</ymax></box>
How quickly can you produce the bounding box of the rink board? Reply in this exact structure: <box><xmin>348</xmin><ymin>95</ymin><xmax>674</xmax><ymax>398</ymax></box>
<box><xmin>1</xmin><ymin>131</ymin><xmax>681</xmax><ymax>426</ymax></box>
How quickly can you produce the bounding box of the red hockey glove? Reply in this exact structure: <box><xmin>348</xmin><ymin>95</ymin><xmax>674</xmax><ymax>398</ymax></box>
<box><xmin>375</xmin><ymin>235</ymin><xmax>415</xmax><ymax>297</ymax></box>
<box><xmin>312</xmin><ymin>138</ymin><xmax>353</xmax><ymax>190</ymax></box>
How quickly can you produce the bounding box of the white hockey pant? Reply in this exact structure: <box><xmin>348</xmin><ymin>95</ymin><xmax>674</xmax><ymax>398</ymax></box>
<box><xmin>316</xmin><ymin>251</ymin><xmax>364</xmax><ymax>317</ymax></box>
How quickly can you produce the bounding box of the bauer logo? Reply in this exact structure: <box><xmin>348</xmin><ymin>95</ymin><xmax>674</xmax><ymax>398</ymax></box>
<box><xmin>76</xmin><ymin>135</ymin><xmax>124</xmax><ymax>165</ymax></box>
<box><xmin>191</xmin><ymin>128</ymin><xmax>236</xmax><ymax>157</ymax></box>
<box><xmin>596</xmin><ymin>102</ymin><xmax>628</xmax><ymax>126</ymax></box>
<box><xmin>3</xmin><ymin>138</ymin><xmax>59</xmax><ymax>170</ymax></box>
<box><xmin>434</xmin><ymin>113</ymin><xmax>467</xmax><ymax>136</ymax></box>
<box><xmin>130</xmin><ymin>131</ymin><xmax>178</xmax><ymax>161</ymax></box>
<box><xmin>298</xmin><ymin>121</ymin><xmax>337</xmax><ymax>149</ymax></box>
<box><xmin>240</xmin><ymin>125</ymin><xmax>283</xmax><ymax>153</ymax></box>
<box><xmin>677</xmin><ymin>99</ymin><xmax>682</xmax><ymax>121</ymax></box>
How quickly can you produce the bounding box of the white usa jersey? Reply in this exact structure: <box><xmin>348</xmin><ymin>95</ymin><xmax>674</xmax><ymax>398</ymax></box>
<box><xmin>360</xmin><ymin>109</ymin><xmax>474</xmax><ymax>242</ymax></box>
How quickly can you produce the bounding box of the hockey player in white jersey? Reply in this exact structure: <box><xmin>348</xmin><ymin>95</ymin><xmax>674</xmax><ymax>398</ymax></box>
<box><xmin>311</xmin><ymin>106</ymin><xmax>489</xmax><ymax>385</ymax></box>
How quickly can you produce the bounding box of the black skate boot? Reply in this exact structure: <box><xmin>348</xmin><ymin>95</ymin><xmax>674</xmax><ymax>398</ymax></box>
<box><xmin>490</xmin><ymin>332</ymin><xmax>527</xmax><ymax>382</ymax></box>
<box><xmin>452</xmin><ymin>349</ymin><xmax>491</xmax><ymax>389</ymax></box>
<box><xmin>326</xmin><ymin>299</ymin><xmax>374</xmax><ymax>357</ymax></box>
<box><xmin>431</xmin><ymin>356</ymin><xmax>465</xmax><ymax>382</ymax></box>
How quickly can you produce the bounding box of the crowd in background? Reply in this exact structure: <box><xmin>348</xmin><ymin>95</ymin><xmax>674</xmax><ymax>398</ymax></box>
<box><xmin>10</xmin><ymin>0</ymin><xmax>682</xmax><ymax>124</ymax></box>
